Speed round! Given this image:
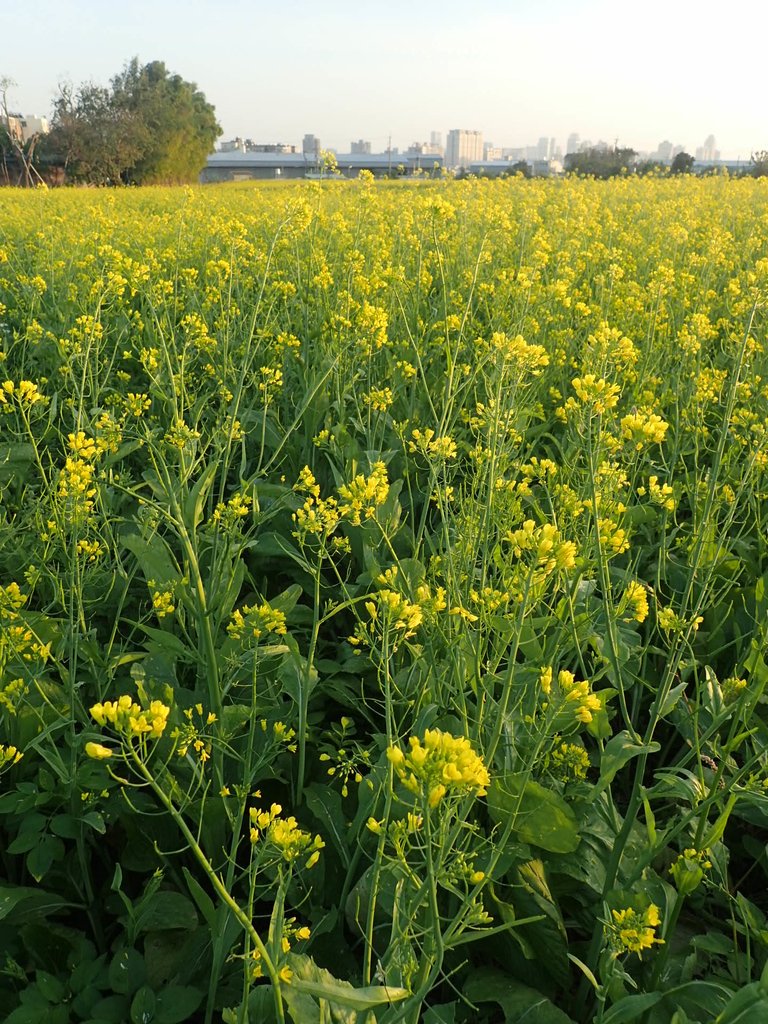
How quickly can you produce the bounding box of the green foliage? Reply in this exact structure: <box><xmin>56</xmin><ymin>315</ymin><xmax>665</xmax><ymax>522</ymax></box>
<box><xmin>46</xmin><ymin>57</ymin><xmax>220</xmax><ymax>184</ymax></box>
<box><xmin>671</xmin><ymin>151</ymin><xmax>695</xmax><ymax>174</ymax></box>
<box><xmin>564</xmin><ymin>145</ymin><xmax>637</xmax><ymax>177</ymax></box>
<box><xmin>1</xmin><ymin>177</ymin><xmax>768</xmax><ymax>1022</ymax></box>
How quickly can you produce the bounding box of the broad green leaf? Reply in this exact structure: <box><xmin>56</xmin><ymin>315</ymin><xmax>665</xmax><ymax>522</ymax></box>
<box><xmin>183</xmin><ymin>460</ymin><xmax>219</xmax><ymax>531</ymax></box>
<box><xmin>133</xmin><ymin>890</ymin><xmax>198</xmax><ymax>933</ymax></box>
<box><xmin>595</xmin><ymin>731</ymin><xmax>661</xmax><ymax>797</ymax></box>
<box><xmin>121</xmin><ymin>530</ymin><xmax>180</xmax><ymax>587</ymax></box>
<box><xmin>130</xmin><ymin>985</ymin><xmax>156</xmax><ymax>1024</ymax></box>
<box><xmin>488</xmin><ymin>774</ymin><xmax>580</xmax><ymax>853</ymax></box>
<box><xmin>109</xmin><ymin>948</ymin><xmax>147</xmax><ymax>996</ymax></box>
<box><xmin>182</xmin><ymin>867</ymin><xmax>217</xmax><ymax>931</ymax></box>
<box><xmin>285</xmin><ymin>953</ymin><xmax>407</xmax><ymax>1020</ymax></box>
<box><xmin>154</xmin><ymin>985</ymin><xmax>203</xmax><ymax>1024</ymax></box>
<box><xmin>601</xmin><ymin>992</ymin><xmax>663</xmax><ymax>1023</ymax></box>
<box><xmin>465</xmin><ymin>969</ymin><xmax>576</xmax><ymax>1022</ymax></box>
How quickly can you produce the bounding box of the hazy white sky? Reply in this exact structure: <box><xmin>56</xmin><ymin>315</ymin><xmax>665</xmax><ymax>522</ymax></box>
<box><xmin>3</xmin><ymin>0</ymin><xmax>765</xmax><ymax>158</ymax></box>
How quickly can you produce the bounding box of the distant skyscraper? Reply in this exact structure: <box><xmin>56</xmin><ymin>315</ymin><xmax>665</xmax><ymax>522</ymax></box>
<box><xmin>656</xmin><ymin>140</ymin><xmax>673</xmax><ymax>162</ymax></box>
<box><xmin>445</xmin><ymin>129</ymin><xmax>483</xmax><ymax>169</ymax></box>
<box><xmin>350</xmin><ymin>139</ymin><xmax>371</xmax><ymax>154</ymax></box>
<box><xmin>303</xmin><ymin>134</ymin><xmax>321</xmax><ymax>159</ymax></box>
<box><xmin>536</xmin><ymin>136</ymin><xmax>549</xmax><ymax>160</ymax></box>
<box><xmin>566</xmin><ymin>133</ymin><xmax>580</xmax><ymax>155</ymax></box>
<box><xmin>702</xmin><ymin>134</ymin><xmax>717</xmax><ymax>161</ymax></box>
<box><xmin>430</xmin><ymin>130</ymin><xmax>443</xmax><ymax>150</ymax></box>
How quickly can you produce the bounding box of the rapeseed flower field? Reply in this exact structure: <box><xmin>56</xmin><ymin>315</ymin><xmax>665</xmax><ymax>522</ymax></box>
<box><xmin>1</xmin><ymin>175</ymin><xmax>768</xmax><ymax>1022</ymax></box>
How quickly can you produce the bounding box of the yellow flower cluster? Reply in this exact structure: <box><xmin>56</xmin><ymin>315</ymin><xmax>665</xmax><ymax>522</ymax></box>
<box><xmin>0</xmin><ymin>380</ymin><xmax>46</xmax><ymax>407</ymax></box>
<box><xmin>211</xmin><ymin>492</ymin><xmax>253</xmax><ymax>530</ymax></box>
<box><xmin>556</xmin><ymin>670</ymin><xmax>601</xmax><ymax>724</ymax></box>
<box><xmin>637</xmin><ymin>475</ymin><xmax>675</xmax><ymax>512</ymax></box>
<box><xmin>67</xmin><ymin>431</ymin><xmax>99</xmax><ymax>461</ymax></box>
<box><xmin>545</xmin><ymin>740</ymin><xmax>590</xmax><ymax>782</ymax></box>
<box><xmin>89</xmin><ymin>694</ymin><xmax>171</xmax><ymax>741</ymax></box>
<box><xmin>489</xmin><ymin>331</ymin><xmax>549</xmax><ymax>373</ymax></box>
<box><xmin>152</xmin><ymin>591</ymin><xmax>175</xmax><ymax>619</ymax></box>
<box><xmin>670</xmin><ymin>848</ymin><xmax>712</xmax><ymax>896</ymax></box>
<box><xmin>337</xmin><ymin>461</ymin><xmax>389</xmax><ymax>525</ymax></box>
<box><xmin>608</xmin><ymin>904</ymin><xmax>663</xmax><ymax>957</ymax></box>
<box><xmin>598</xmin><ymin>517</ymin><xmax>630</xmax><ymax>556</ymax></box>
<box><xmin>620</xmin><ymin>410</ymin><xmax>669</xmax><ymax>449</ymax></box>
<box><xmin>174</xmin><ymin>704</ymin><xmax>217</xmax><ymax>762</ymax></box>
<box><xmin>0</xmin><ymin>583</ymin><xmax>50</xmax><ymax>665</ymax></box>
<box><xmin>249</xmin><ymin>803</ymin><xmax>324</xmax><ymax>868</ymax></box>
<box><xmin>57</xmin><ymin>457</ymin><xmax>97</xmax><ymax>524</ymax></box>
<box><xmin>409</xmin><ymin>429</ymin><xmax>458</xmax><ymax>461</ymax></box>
<box><xmin>0</xmin><ymin>582</ymin><xmax>26</xmax><ymax>619</ymax></box>
<box><xmin>387</xmin><ymin>729</ymin><xmax>490</xmax><ymax>808</ymax></box>
<box><xmin>364</xmin><ymin>386</ymin><xmax>394</xmax><ymax>411</ymax></box>
<box><xmin>569</xmin><ymin>374</ymin><xmax>621</xmax><ymax>414</ymax></box>
<box><xmin>124</xmin><ymin>392</ymin><xmax>151</xmax><ymax>417</ymax></box>
<box><xmin>622</xmin><ymin>581</ymin><xmax>649</xmax><ymax>623</ymax></box>
<box><xmin>0</xmin><ymin>743</ymin><xmax>23</xmax><ymax>769</ymax></box>
<box><xmin>163</xmin><ymin>418</ymin><xmax>201</xmax><ymax>450</ymax></box>
<box><xmin>657</xmin><ymin>607</ymin><xmax>703</xmax><ymax>633</ymax></box>
<box><xmin>228</xmin><ymin>602</ymin><xmax>287</xmax><ymax>642</ymax></box>
<box><xmin>506</xmin><ymin>520</ymin><xmax>577</xmax><ymax>573</ymax></box>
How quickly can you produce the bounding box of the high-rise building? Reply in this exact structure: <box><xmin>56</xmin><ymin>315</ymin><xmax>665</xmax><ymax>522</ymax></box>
<box><xmin>445</xmin><ymin>129</ymin><xmax>483</xmax><ymax>169</ymax></box>
<box><xmin>350</xmin><ymin>139</ymin><xmax>371</xmax><ymax>154</ymax></box>
<box><xmin>430</xmin><ymin>130</ymin><xmax>443</xmax><ymax>150</ymax></box>
<box><xmin>302</xmin><ymin>134</ymin><xmax>321</xmax><ymax>159</ymax></box>
<box><xmin>656</xmin><ymin>140</ymin><xmax>673</xmax><ymax>162</ymax></box>
<box><xmin>566</xmin><ymin>132</ymin><xmax>580</xmax><ymax>155</ymax></box>
<box><xmin>702</xmin><ymin>134</ymin><xmax>718</xmax><ymax>161</ymax></box>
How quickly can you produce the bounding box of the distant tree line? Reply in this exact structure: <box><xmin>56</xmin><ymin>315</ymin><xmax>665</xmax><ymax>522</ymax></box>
<box><xmin>564</xmin><ymin>146</ymin><xmax>768</xmax><ymax>179</ymax></box>
<box><xmin>1</xmin><ymin>59</ymin><xmax>220</xmax><ymax>186</ymax></box>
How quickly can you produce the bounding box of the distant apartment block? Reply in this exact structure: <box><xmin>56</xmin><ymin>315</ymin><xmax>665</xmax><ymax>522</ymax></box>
<box><xmin>350</xmin><ymin>139</ymin><xmax>371</xmax><ymax>154</ymax></box>
<box><xmin>303</xmin><ymin>134</ymin><xmax>321</xmax><ymax>159</ymax></box>
<box><xmin>445</xmin><ymin>129</ymin><xmax>483</xmax><ymax>169</ymax></box>
<box><xmin>6</xmin><ymin>113</ymin><xmax>49</xmax><ymax>144</ymax></box>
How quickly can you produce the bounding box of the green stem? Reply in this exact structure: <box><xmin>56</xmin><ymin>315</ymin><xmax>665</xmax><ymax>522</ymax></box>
<box><xmin>128</xmin><ymin>747</ymin><xmax>286</xmax><ymax>1024</ymax></box>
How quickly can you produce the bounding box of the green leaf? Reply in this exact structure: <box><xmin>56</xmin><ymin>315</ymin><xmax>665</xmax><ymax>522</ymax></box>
<box><xmin>285</xmin><ymin>953</ymin><xmax>408</xmax><ymax>1018</ymax></box>
<box><xmin>90</xmin><ymin>994</ymin><xmax>131</xmax><ymax>1023</ymax></box>
<box><xmin>601</xmin><ymin>993</ymin><xmax>663</xmax><ymax>1023</ymax></box>
<box><xmin>595</xmin><ymin>731</ymin><xmax>661</xmax><ymax>797</ymax></box>
<box><xmin>183</xmin><ymin>460</ymin><xmax>219</xmax><ymax>531</ymax></box>
<box><xmin>181</xmin><ymin>867</ymin><xmax>216</xmax><ymax>931</ymax></box>
<box><xmin>109</xmin><ymin>948</ymin><xmax>147</xmax><ymax>996</ymax></box>
<box><xmin>304</xmin><ymin>783</ymin><xmax>351</xmax><ymax>867</ymax></box>
<box><xmin>134</xmin><ymin>891</ymin><xmax>198</xmax><ymax>933</ymax></box>
<box><xmin>35</xmin><ymin>971</ymin><xmax>65</xmax><ymax>1003</ymax></box>
<box><xmin>154</xmin><ymin>985</ymin><xmax>203</xmax><ymax>1024</ymax></box>
<box><xmin>26</xmin><ymin>835</ymin><xmax>64</xmax><ymax>881</ymax></box>
<box><xmin>82</xmin><ymin>810</ymin><xmax>106</xmax><ymax>834</ymax></box>
<box><xmin>121</xmin><ymin>530</ymin><xmax>179</xmax><ymax>587</ymax></box>
<box><xmin>487</xmin><ymin>774</ymin><xmax>580</xmax><ymax>853</ymax></box>
<box><xmin>465</xmin><ymin>969</ymin><xmax>576</xmax><ymax>1022</ymax></box>
<box><xmin>130</xmin><ymin>985</ymin><xmax>156</xmax><ymax>1024</ymax></box>
<box><xmin>50</xmin><ymin>813</ymin><xmax>80</xmax><ymax>838</ymax></box>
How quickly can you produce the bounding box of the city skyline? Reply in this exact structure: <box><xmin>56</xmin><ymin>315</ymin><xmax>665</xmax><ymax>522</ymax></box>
<box><xmin>3</xmin><ymin>0</ymin><xmax>766</xmax><ymax>162</ymax></box>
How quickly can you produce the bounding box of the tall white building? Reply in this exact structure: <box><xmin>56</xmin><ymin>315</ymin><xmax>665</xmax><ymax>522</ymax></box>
<box><xmin>445</xmin><ymin>129</ymin><xmax>483</xmax><ymax>169</ymax></box>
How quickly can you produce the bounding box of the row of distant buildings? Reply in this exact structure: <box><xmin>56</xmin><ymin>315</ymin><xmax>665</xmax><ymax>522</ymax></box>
<box><xmin>205</xmin><ymin>129</ymin><xmax>735</xmax><ymax>183</ymax></box>
<box><xmin>204</xmin><ymin>129</ymin><xmax>567</xmax><ymax>182</ymax></box>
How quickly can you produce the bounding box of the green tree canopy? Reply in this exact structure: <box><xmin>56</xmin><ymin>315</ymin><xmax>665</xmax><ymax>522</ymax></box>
<box><xmin>564</xmin><ymin>146</ymin><xmax>637</xmax><ymax>178</ymax></box>
<box><xmin>670</xmin><ymin>151</ymin><xmax>694</xmax><ymax>175</ymax></box>
<box><xmin>46</xmin><ymin>58</ymin><xmax>220</xmax><ymax>184</ymax></box>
